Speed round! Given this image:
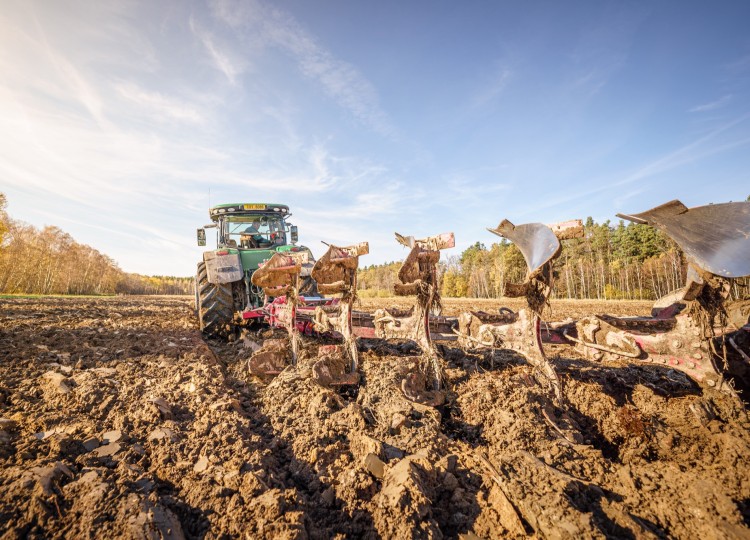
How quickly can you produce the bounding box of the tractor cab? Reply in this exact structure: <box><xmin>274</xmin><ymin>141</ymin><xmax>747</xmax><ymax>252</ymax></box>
<box><xmin>225</xmin><ymin>214</ymin><xmax>287</xmax><ymax>249</ymax></box>
<box><xmin>197</xmin><ymin>203</ymin><xmax>298</xmax><ymax>250</ymax></box>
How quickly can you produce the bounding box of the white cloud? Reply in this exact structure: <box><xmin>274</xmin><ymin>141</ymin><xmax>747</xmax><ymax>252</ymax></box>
<box><xmin>617</xmin><ymin>114</ymin><xmax>750</xmax><ymax>184</ymax></box>
<box><xmin>209</xmin><ymin>0</ymin><xmax>394</xmax><ymax>136</ymax></box>
<box><xmin>725</xmin><ymin>53</ymin><xmax>750</xmax><ymax>75</ymax></box>
<box><xmin>613</xmin><ymin>187</ymin><xmax>648</xmax><ymax>207</ymax></box>
<box><xmin>0</xmin><ymin>14</ymin><xmax>107</xmax><ymax>127</ymax></box>
<box><xmin>689</xmin><ymin>94</ymin><xmax>733</xmax><ymax>113</ymax></box>
<box><xmin>504</xmin><ymin>114</ymin><xmax>750</xmax><ymax>220</ymax></box>
<box><xmin>470</xmin><ymin>67</ymin><xmax>513</xmax><ymax>110</ymax></box>
<box><xmin>189</xmin><ymin>16</ymin><xmax>245</xmax><ymax>84</ymax></box>
<box><xmin>569</xmin><ymin>69</ymin><xmax>609</xmax><ymax>97</ymax></box>
<box><xmin>115</xmin><ymin>81</ymin><xmax>205</xmax><ymax>123</ymax></box>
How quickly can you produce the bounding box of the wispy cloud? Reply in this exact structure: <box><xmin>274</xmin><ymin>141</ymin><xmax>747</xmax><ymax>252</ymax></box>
<box><xmin>617</xmin><ymin>114</ymin><xmax>750</xmax><ymax>184</ymax></box>
<box><xmin>423</xmin><ymin>166</ymin><xmax>512</xmax><ymax>210</ymax></box>
<box><xmin>189</xmin><ymin>16</ymin><xmax>244</xmax><ymax>84</ymax></box>
<box><xmin>724</xmin><ymin>52</ymin><xmax>750</xmax><ymax>75</ymax></box>
<box><xmin>508</xmin><ymin>114</ymin><xmax>750</xmax><ymax>218</ymax></box>
<box><xmin>115</xmin><ymin>81</ymin><xmax>205</xmax><ymax>123</ymax></box>
<box><xmin>470</xmin><ymin>67</ymin><xmax>512</xmax><ymax>110</ymax></box>
<box><xmin>614</xmin><ymin>187</ymin><xmax>648</xmax><ymax>207</ymax></box>
<box><xmin>301</xmin><ymin>182</ymin><xmax>406</xmax><ymax>220</ymax></box>
<box><xmin>569</xmin><ymin>69</ymin><xmax>609</xmax><ymax>97</ymax></box>
<box><xmin>209</xmin><ymin>0</ymin><xmax>394</xmax><ymax>136</ymax></box>
<box><xmin>6</xmin><ymin>11</ymin><xmax>109</xmax><ymax>127</ymax></box>
<box><xmin>689</xmin><ymin>94</ymin><xmax>733</xmax><ymax>113</ymax></box>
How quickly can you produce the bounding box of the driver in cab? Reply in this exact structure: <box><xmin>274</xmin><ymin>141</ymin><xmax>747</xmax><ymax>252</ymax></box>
<box><xmin>240</xmin><ymin>220</ymin><xmax>265</xmax><ymax>248</ymax></box>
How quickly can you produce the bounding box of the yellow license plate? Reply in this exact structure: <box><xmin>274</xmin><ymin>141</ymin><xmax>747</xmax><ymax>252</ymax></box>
<box><xmin>244</xmin><ymin>204</ymin><xmax>266</xmax><ymax>210</ymax></box>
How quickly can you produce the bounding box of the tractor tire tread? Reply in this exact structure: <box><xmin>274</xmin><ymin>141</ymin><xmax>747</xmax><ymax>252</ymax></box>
<box><xmin>196</xmin><ymin>263</ymin><xmax>236</xmax><ymax>337</ymax></box>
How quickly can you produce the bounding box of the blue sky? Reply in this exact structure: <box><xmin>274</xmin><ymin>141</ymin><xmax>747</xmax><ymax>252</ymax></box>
<box><xmin>1</xmin><ymin>0</ymin><xmax>749</xmax><ymax>275</ymax></box>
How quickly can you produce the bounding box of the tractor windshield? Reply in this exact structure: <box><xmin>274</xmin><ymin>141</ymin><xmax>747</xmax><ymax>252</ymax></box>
<box><xmin>224</xmin><ymin>215</ymin><xmax>287</xmax><ymax>249</ymax></box>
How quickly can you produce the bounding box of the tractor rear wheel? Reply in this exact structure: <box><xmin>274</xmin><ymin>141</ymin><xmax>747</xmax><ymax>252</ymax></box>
<box><xmin>196</xmin><ymin>262</ymin><xmax>234</xmax><ymax>337</ymax></box>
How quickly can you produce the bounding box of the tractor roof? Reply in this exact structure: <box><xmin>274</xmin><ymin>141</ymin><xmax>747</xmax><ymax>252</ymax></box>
<box><xmin>209</xmin><ymin>203</ymin><xmax>290</xmax><ymax>221</ymax></box>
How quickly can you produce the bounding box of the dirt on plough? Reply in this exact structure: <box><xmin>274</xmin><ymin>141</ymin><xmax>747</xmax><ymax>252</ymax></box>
<box><xmin>1</xmin><ymin>295</ymin><xmax>748</xmax><ymax>539</ymax></box>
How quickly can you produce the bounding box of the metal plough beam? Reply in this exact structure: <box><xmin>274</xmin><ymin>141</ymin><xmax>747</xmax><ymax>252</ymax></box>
<box><xmin>569</xmin><ymin>312</ymin><xmax>731</xmax><ymax>391</ymax></box>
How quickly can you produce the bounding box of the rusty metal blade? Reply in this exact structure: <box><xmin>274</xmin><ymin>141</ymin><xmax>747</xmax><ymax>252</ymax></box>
<box><xmin>248</xmin><ymin>339</ymin><xmax>290</xmax><ymax>376</ymax></box>
<box><xmin>311</xmin><ymin>345</ymin><xmax>361</xmax><ymax>386</ymax></box>
<box><xmin>617</xmin><ymin>200</ymin><xmax>750</xmax><ymax>278</ymax></box>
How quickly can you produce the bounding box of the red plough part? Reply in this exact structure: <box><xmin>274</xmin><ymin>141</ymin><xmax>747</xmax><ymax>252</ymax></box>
<box><xmin>456</xmin><ymin>219</ymin><xmax>583</xmax><ymax>406</ymax></box>
<box><xmin>309</xmin><ymin>242</ymin><xmax>369</xmax><ymax>387</ymax></box>
<box><xmin>565</xmin><ymin>200</ymin><xmax>750</xmax><ymax>396</ymax></box>
<box><xmin>373</xmin><ymin>232</ymin><xmax>455</xmax><ymax>406</ymax></box>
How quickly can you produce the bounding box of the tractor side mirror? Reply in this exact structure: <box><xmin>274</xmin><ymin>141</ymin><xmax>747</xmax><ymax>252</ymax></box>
<box><xmin>290</xmin><ymin>225</ymin><xmax>298</xmax><ymax>244</ymax></box>
<box><xmin>197</xmin><ymin>228</ymin><xmax>206</xmax><ymax>246</ymax></box>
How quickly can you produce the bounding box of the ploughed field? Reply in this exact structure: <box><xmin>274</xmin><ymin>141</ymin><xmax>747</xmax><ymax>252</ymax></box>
<box><xmin>1</xmin><ymin>295</ymin><xmax>749</xmax><ymax>539</ymax></box>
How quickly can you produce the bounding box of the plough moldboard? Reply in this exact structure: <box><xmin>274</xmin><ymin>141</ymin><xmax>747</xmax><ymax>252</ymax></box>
<box><xmin>238</xmin><ymin>199</ymin><xmax>750</xmax><ymax>408</ymax></box>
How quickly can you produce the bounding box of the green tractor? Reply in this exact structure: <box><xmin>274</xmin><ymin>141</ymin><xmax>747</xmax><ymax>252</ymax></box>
<box><xmin>195</xmin><ymin>203</ymin><xmax>317</xmax><ymax>336</ymax></box>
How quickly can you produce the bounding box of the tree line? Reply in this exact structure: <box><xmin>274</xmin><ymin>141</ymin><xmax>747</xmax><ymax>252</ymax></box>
<box><xmin>358</xmin><ymin>209</ymin><xmax>750</xmax><ymax>301</ymax></box>
<box><xmin>2</xmin><ymin>191</ymin><xmax>747</xmax><ymax>300</ymax></box>
<box><xmin>0</xmin><ymin>193</ymin><xmax>192</xmax><ymax>296</ymax></box>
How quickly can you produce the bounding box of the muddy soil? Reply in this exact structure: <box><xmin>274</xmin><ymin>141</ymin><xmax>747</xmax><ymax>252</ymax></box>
<box><xmin>1</xmin><ymin>296</ymin><xmax>749</xmax><ymax>539</ymax></box>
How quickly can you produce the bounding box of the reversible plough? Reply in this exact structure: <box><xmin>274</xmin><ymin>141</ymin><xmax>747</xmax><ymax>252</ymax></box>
<box><xmin>240</xmin><ymin>199</ymin><xmax>750</xmax><ymax>407</ymax></box>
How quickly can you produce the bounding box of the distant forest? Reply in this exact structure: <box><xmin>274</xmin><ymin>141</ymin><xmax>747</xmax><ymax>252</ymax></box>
<box><xmin>0</xmin><ymin>193</ymin><xmax>192</xmax><ymax>296</ymax></box>
<box><xmin>359</xmin><ymin>200</ymin><xmax>750</xmax><ymax>301</ymax></box>
<box><xmin>2</xmin><ymin>192</ymin><xmax>747</xmax><ymax>300</ymax></box>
